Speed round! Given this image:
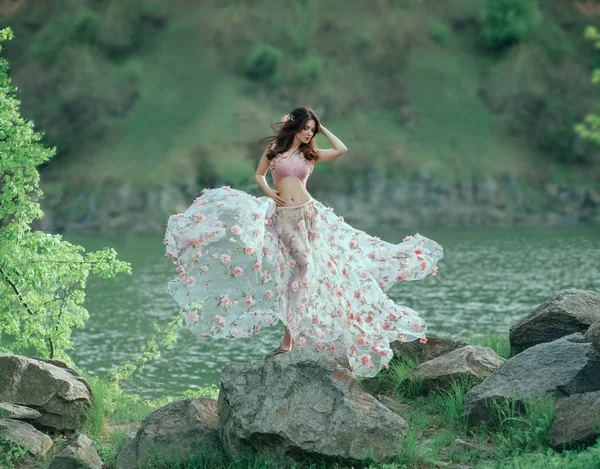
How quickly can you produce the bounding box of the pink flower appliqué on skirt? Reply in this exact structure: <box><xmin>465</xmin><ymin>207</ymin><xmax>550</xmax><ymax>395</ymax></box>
<box><xmin>164</xmin><ymin>186</ymin><xmax>444</xmax><ymax>378</ymax></box>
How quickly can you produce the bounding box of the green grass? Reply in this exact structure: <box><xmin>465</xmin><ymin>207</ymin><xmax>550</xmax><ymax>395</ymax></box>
<box><xmin>468</xmin><ymin>330</ymin><xmax>512</xmax><ymax>359</ymax></box>
<box><xmin>432</xmin><ymin>375</ymin><xmax>477</xmax><ymax>427</ymax></box>
<box><xmin>401</xmin><ymin>42</ymin><xmax>545</xmax><ymax>181</ymax></box>
<box><xmin>489</xmin><ymin>440</ymin><xmax>600</xmax><ymax>469</ymax></box>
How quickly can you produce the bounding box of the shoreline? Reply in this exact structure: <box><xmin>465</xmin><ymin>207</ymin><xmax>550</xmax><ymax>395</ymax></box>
<box><xmin>34</xmin><ymin>172</ymin><xmax>600</xmax><ymax>234</ymax></box>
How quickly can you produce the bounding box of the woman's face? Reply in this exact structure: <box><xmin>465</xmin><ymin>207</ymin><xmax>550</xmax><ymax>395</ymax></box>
<box><xmin>297</xmin><ymin>119</ymin><xmax>316</xmax><ymax>144</ymax></box>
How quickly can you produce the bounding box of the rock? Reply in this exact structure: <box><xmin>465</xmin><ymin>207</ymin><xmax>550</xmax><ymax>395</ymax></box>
<box><xmin>361</xmin><ymin>337</ymin><xmax>468</xmax><ymax>396</ymax></box>
<box><xmin>463</xmin><ymin>334</ymin><xmax>600</xmax><ymax>427</ymax></box>
<box><xmin>407</xmin><ymin>346</ymin><xmax>505</xmax><ymax>392</ymax></box>
<box><xmin>585</xmin><ymin>320</ymin><xmax>600</xmax><ymax>352</ymax></box>
<box><xmin>49</xmin><ymin>433</ymin><xmax>103</xmax><ymax>469</ymax></box>
<box><xmin>219</xmin><ymin>347</ymin><xmax>408</xmax><ymax>466</ymax></box>
<box><xmin>390</xmin><ymin>336</ymin><xmax>468</xmax><ymax>364</ymax></box>
<box><xmin>421</xmin><ymin>425</ymin><xmax>443</xmax><ymax>440</ymax></box>
<box><xmin>0</xmin><ymin>419</ymin><xmax>53</xmax><ymax>457</ymax></box>
<box><xmin>0</xmin><ymin>403</ymin><xmax>42</xmax><ymax>420</ymax></box>
<box><xmin>116</xmin><ymin>397</ymin><xmax>221</xmax><ymax>469</ymax></box>
<box><xmin>509</xmin><ymin>289</ymin><xmax>600</xmax><ymax>355</ymax></box>
<box><xmin>439</xmin><ymin>438</ymin><xmax>494</xmax><ymax>456</ymax></box>
<box><xmin>359</xmin><ymin>374</ymin><xmax>387</xmax><ymax>397</ymax></box>
<box><xmin>375</xmin><ymin>394</ymin><xmax>411</xmax><ymax>415</ymax></box>
<box><xmin>548</xmin><ymin>391</ymin><xmax>600</xmax><ymax>450</ymax></box>
<box><xmin>0</xmin><ymin>354</ymin><xmax>93</xmax><ymax>431</ymax></box>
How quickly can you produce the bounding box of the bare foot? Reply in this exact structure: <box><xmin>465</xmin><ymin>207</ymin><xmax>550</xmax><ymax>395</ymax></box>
<box><xmin>280</xmin><ymin>338</ymin><xmax>296</xmax><ymax>351</ymax></box>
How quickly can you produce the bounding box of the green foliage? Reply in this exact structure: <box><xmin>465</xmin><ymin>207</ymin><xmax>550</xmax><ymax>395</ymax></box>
<box><xmin>0</xmin><ymin>437</ymin><xmax>28</xmax><ymax>469</ymax></box>
<box><xmin>395</xmin><ymin>427</ymin><xmax>422</xmax><ymax>466</ymax></box>
<box><xmin>286</xmin><ymin>0</ymin><xmax>319</xmax><ymax>54</ymax></box>
<box><xmin>106</xmin><ymin>312</ymin><xmax>182</xmax><ymax>383</ymax></box>
<box><xmin>385</xmin><ymin>357</ymin><xmax>424</xmax><ymax>397</ymax></box>
<box><xmin>293</xmin><ymin>55</ymin><xmax>324</xmax><ymax>85</ymax></box>
<box><xmin>576</xmin><ymin>26</ymin><xmax>600</xmax><ymax>150</ymax></box>
<box><xmin>0</xmin><ymin>28</ymin><xmax>131</xmax><ymax>361</ymax></box>
<box><xmin>429</xmin><ymin>20</ymin><xmax>451</xmax><ymax>46</ymax></box>
<box><xmin>469</xmin><ymin>331</ymin><xmax>511</xmax><ymax>359</ymax></box>
<box><xmin>491</xmin><ymin>439</ymin><xmax>600</xmax><ymax>469</ymax></box>
<box><xmin>95</xmin><ymin>430</ymin><xmax>130</xmax><ymax>469</ymax></box>
<box><xmin>481</xmin><ymin>0</ymin><xmax>542</xmax><ymax>49</ymax></box>
<box><xmin>2</xmin><ymin>1</ymin><xmax>164</xmax><ymax>154</ymax></box>
<box><xmin>432</xmin><ymin>376</ymin><xmax>476</xmax><ymax>427</ymax></box>
<box><xmin>353</xmin><ymin>30</ymin><xmax>374</xmax><ymax>50</ymax></box>
<box><xmin>486</xmin><ymin>393</ymin><xmax>556</xmax><ymax>456</ymax></box>
<box><xmin>243</xmin><ymin>44</ymin><xmax>283</xmax><ymax>86</ymax></box>
<box><xmin>80</xmin><ymin>375</ymin><xmax>111</xmax><ymax>437</ymax></box>
<box><xmin>182</xmin><ymin>383</ymin><xmax>220</xmax><ymax>400</ymax></box>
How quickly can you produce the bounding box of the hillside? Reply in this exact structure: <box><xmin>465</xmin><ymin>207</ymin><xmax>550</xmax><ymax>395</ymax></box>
<box><xmin>1</xmin><ymin>0</ymin><xmax>600</xmax><ymax>211</ymax></box>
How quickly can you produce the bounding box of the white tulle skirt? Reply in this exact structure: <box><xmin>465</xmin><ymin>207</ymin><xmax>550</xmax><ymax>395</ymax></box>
<box><xmin>164</xmin><ymin>186</ymin><xmax>444</xmax><ymax>377</ymax></box>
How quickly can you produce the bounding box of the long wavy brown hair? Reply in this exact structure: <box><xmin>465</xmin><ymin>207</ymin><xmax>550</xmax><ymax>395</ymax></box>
<box><xmin>263</xmin><ymin>107</ymin><xmax>321</xmax><ymax>162</ymax></box>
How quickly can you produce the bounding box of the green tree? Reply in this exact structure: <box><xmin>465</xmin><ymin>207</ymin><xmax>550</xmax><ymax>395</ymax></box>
<box><xmin>575</xmin><ymin>26</ymin><xmax>600</xmax><ymax>149</ymax></box>
<box><xmin>0</xmin><ymin>28</ymin><xmax>131</xmax><ymax>363</ymax></box>
<box><xmin>481</xmin><ymin>0</ymin><xmax>542</xmax><ymax>49</ymax></box>
<box><xmin>243</xmin><ymin>44</ymin><xmax>283</xmax><ymax>86</ymax></box>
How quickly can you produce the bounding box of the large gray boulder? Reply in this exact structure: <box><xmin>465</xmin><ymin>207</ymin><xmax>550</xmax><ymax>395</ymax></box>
<box><xmin>585</xmin><ymin>320</ymin><xmax>600</xmax><ymax>352</ymax></box>
<box><xmin>407</xmin><ymin>345</ymin><xmax>505</xmax><ymax>392</ymax></box>
<box><xmin>0</xmin><ymin>418</ymin><xmax>53</xmax><ymax>457</ymax></box>
<box><xmin>219</xmin><ymin>347</ymin><xmax>408</xmax><ymax>467</ymax></box>
<box><xmin>463</xmin><ymin>334</ymin><xmax>600</xmax><ymax>427</ymax></box>
<box><xmin>116</xmin><ymin>397</ymin><xmax>222</xmax><ymax>469</ymax></box>
<box><xmin>0</xmin><ymin>354</ymin><xmax>93</xmax><ymax>431</ymax></box>
<box><xmin>0</xmin><ymin>403</ymin><xmax>42</xmax><ymax>421</ymax></box>
<box><xmin>548</xmin><ymin>391</ymin><xmax>600</xmax><ymax>450</ymax></box>
<box><xmin>390</xmin><ymin>336</ymin><xmax>467</xmax><ymax>364</ymax></box>
<box><xmin>49</xmin><ymin>433</ymin><xmax>103</xmax><ymax>469</ymax></box>
<box><xmin>509</xmin><ymin>289</ymin><xmax>600</xmax><ymax>355</ymax></box>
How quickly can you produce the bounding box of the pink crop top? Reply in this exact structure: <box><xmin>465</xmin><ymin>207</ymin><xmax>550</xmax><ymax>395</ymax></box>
<box><xmin>268</xmin><ymin>147</ymin><xmax>315</xmax><ymax>186</ymax></box>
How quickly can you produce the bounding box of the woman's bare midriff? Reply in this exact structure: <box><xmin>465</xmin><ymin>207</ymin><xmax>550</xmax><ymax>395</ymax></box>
<box><xmin>275</xmin><ymin>175</ymin><xmax>311</xmax><ymax>208</ymax></box>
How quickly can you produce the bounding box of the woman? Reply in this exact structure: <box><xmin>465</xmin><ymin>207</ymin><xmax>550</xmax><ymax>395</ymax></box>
<box><xmin>164</xmin><ymin>107</ymin><xmax>443</xmax><ymax>378</ymax></box>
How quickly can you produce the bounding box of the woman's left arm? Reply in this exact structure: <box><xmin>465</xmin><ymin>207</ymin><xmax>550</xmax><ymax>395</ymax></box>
<box><xmin>315</xmin><ymin>125</ymin><xmax>348</xmax><ymax>162</ymax></box>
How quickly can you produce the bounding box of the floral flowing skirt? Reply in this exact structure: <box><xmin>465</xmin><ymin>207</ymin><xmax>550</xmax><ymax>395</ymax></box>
<box><xmin>164</xmin><ymin>186</ymin><xmax>444</xmax><ymax>377</ymax></box>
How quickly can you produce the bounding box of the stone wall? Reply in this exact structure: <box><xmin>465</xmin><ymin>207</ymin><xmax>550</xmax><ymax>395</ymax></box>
<box><xmin>34</xmin><ymin>172</ymin><xmax>600</xmax><ymax>234</ymax></box>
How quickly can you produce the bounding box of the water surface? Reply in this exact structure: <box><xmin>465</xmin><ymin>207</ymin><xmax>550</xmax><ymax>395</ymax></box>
<box><xmin>66</xmin><ymin>225</ymin><xmax>600</xmax><ymax>398</ymax></box>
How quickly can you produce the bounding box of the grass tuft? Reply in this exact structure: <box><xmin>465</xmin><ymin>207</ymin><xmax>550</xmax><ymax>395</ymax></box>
<box><xmin>468</xmin><ymin>331</ymin><xmax>511</xmax><ymax>359</ymax></box>
<box><xmin>432</xmin><ymin>375</ymin><xmax>477</xmax><ymax>428</ymax></box>
<box><xmin>485</xmin><ymin>392</ymin><xmax>556</xmax><ymax>456</ymax></box>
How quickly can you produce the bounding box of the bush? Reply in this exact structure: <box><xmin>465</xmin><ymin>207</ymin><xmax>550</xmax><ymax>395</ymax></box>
<box><xmin>243</xmin><ymin>44</ymin><xmax>283</xmax><ymax>86</ymax></box>
<box><xmin>481</xmin><ymin>0</ymin><xmax>542</xmax><ymax>49</ymax></box>
<box><xmin>293</xmin><ymin>55</ymin><xmax>323</xmax><ymax>85</ymax></box>
<box><xmin>0</xmin><ymin>438</ymin><xmax>27</xmax><ymax>469</ymax></box>
<box><xmin>354</xmin><ymin>30</ymin><xmax>374</xmax><ymax>50</ymax></box>
<box><xmin>429</xmin><ymin>20</ymin><xmax>451</xmax><ymax>46</ymax></box>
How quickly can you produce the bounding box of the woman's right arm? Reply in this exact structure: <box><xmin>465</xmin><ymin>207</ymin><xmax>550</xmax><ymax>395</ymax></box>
<box><xmin>255</xmin><ymin>147</ymin><xmax>284</xmax><ymax>206</ymax></box>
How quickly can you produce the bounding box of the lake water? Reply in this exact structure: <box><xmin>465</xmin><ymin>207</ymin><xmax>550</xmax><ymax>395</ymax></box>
<box><xmin>65</xmin><ymin>225</ymin><xmax>600</xmax><ymax>399</ymax></box>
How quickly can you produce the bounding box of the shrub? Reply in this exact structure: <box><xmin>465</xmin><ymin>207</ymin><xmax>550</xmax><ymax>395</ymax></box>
<box><xmin>354</xmin><ymin>30</ymin><xmax>374</xmax><ymax>50</ymax></box>
<box><xmin>243</xmin><ymin>44</ymin><xmax>283</xmax><ymax>86</ymax></box>
<box><xmin>0</xmin><ymin>438</ymin><xmax>27</xmax><ymax>469</ymax></box>
<box><xmin>429</xmin><ymin>20</ymin><xmax>451</xmax><ymax>46</ymax></box>
<box><xmin>294</xmin><ymin>55</ymin><xmax>323</xmax><ymax>85</ymax></box>
<box><xmin>480</xmin><ymin>0</ymin><xmax>542</xmax><ymax>49</ymax></box>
